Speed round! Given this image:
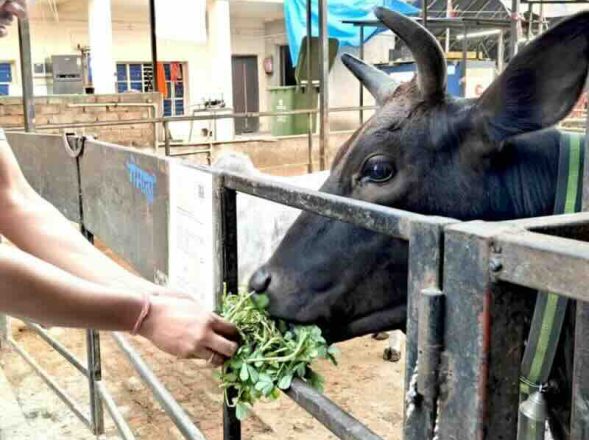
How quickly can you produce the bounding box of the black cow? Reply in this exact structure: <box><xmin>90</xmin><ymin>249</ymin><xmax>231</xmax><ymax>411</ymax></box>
<box><xmin>250</xmin><ymin>9</ymin><xmax>589</xmax><ymax>439</ymax></box>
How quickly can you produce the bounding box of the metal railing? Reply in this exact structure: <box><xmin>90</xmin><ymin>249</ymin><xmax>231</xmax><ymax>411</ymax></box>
<box><xmin>6</xmin><ymin>105</ymin><xmax>377</xmax><ymax>173</ymax></box>
<box><xmin>1</xmin><ymin>129</ymin><xmax>589</xmax><ymax>440</ymax></box>
<box><xmin>0</xmin><ymin>132</ymin><xmax>452</xmax><ymax>440</ymax></box>
<box><xmin>205</xmin><ymin>164</ymin><xmax>455</xmax><ymax>440</ymax></box>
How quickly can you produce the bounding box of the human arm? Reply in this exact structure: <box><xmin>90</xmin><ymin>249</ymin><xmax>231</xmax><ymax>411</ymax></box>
<box><xmin>0</xmin><ymin>245</ymin><xmax>237</xmax><ymax>362</ymax></box>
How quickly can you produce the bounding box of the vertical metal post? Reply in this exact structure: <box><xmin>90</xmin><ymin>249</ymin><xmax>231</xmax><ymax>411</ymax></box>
<box><xmin>509</xmin><ymin>0</ymin><xmax>521</xmax><ymax>59</ymax></box>
<box><xmin>318</xmin><ymin>0</ymin><xmax>329</xmax><ymax>171</ymax></box>
<box><xmin>221</xmin><ymin>185</ymin><xmax>240</xmax><ymax>440</ymax></box>
<box><xmin>359</xmin><ymin>25</ymin><xmax>365</xmax><ymax>125</ymax></box>
<box><xmin>526</xmin><ymin>3</ymin><xmax>533</xmax><ymax>42</ymax></box>
<box><xmin>18</xmin><ymin>13</ymin><xmax>35</xmax><ymax>132</ymax></box>
<box><xmin>570</xmin><ymin>90</ymin><xmax>589</xmax><ymax>438</ymax></box>
<box><xmin>149</xmin><ymin>0</ymin><xmax>160</xmax><ymax>93</ymax></box>
<box><xmin>461</xmin><ymin>26</ymin><xmax>468</xmax><ymax>98</ymax></box>
<box><xmin>422</xmin><ymin>0</ymin><xmax>428</xmax><ymax>29</ymax></box>
<box><xmin>403</xmin><ymin>221</ymin><xmax>449</xmax><ymax>440</ymax></box>
<box><xmin>164</xmin><ymin>121</ymin><xmax>171</xmax><ymax>156</ymax></box>
<box><xmin>82</xmin><ymin>230</ymin><xmax>105</xmax><ymax>436</ymax></box>
<box><xmin>438</xmin><ymin>222</ymin><xmax>526</xmax><ymax>439</ymax></box>
<box><xmin>307</xmin><ymin>112</ymin><xmax>313</xmax><ymax>173</ymax></box>
<box><xmin>497</xmin><ymin>31</ymin><xmax>505</xmax><ymax>73</ymax></box>
<box><xmin>306</xmin><ymin>0</ymin><xmax>313</xmax><ymax>171</ymax></box>
<box><xmin>444</xmin><ymin>0</ymin><xmax>452</xmax><ymax>52</ymax></box>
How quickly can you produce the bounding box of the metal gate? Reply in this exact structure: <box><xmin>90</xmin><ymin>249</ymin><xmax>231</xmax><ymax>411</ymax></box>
<box><xmin>2</xmin><ymin>130</ymin><xmax>589</xmax><ymax>439</ymax></box>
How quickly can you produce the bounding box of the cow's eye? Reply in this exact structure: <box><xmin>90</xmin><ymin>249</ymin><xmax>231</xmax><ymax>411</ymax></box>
<box><xmin>361</xmin><ymin>155</ymin><xmax>395</xmax><ymax>183</ymax></box>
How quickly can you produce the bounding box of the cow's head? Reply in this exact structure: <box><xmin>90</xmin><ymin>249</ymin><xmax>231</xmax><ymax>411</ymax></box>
<box><xmin>250</xmin><ymin>9</ymin><xmax>589</xmax><ymax>341</ymax></box>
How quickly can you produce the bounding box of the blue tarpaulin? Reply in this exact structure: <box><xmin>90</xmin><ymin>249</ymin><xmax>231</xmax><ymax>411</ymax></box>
<box><xmin>284</xmin><ymin>0</ymin><xmax>420</xmax><ymax>64</ymax></box>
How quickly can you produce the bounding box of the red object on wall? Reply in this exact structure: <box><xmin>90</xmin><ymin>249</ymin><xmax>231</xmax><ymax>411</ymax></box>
<box><xmin>170</xmin><ymin>62</ymin><xmax>181</xmax><ymax>83</ymax></box>
<box><xmin>156</xmin><ymin>62</ymin><xmax>168</xmax><ymax>97</ymax></box>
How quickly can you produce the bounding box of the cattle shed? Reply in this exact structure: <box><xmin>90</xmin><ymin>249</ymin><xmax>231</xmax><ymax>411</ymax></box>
<box><xmin>1</xmin><ymin>1</ymin><xmax>589</xmax><ymax>440</ymax></box>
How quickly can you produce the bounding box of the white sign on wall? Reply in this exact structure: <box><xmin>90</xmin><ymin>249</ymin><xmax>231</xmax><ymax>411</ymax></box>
<box><xmin>168</xmin><ymin>162</ymin><xmax>216</xmax><ymax>311</ymax></box>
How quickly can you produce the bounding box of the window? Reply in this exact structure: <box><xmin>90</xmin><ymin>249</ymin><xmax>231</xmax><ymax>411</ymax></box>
<box><xmin>116</xmin><ymin>63</ymin><xmax>154</xmax><ymax>94</ymax></box>
<box><xmin>163</xmin><ymin>63</ymin><xmax>185</xmax><ymax>117</ymax></box>
<box><xmin>0</xmin><ymin>63</ymin><xmax>13</xmax><ymax>95</ymax></box>
<box><xmin>116</xmin><ymin>62</ymin><xmax>185</xmax><ymax>117</ymax></box>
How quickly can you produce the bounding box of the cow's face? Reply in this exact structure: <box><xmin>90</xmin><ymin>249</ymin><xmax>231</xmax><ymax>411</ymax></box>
<box><xmin>250</xmin><ymin>9</ymin><xmax>589</xmax><ymax>341</ymax></box>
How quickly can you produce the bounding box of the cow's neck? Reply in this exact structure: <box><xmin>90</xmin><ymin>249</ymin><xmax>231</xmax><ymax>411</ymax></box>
<box><xmin>485</xmin><ymin>129</ymin><xmax>565</xmax><ymax>221</ymax></box>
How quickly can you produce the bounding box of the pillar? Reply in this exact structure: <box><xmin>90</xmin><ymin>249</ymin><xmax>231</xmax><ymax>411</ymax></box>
<box><xmin>88</xmin><ymin>0</ymin><xmax>115</xmax><ymax>94</ymax></box>
<box><xmin>208</xmin><ymin>0</ymin><xmax>234</xmax><ymax>141</ymax></box>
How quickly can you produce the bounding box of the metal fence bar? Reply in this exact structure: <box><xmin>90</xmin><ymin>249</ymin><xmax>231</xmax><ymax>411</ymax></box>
<box><xmin>111</xmin><ymin>333</ymin><xmax>206</xmax><ymax>440</ymax></box>
<box><xmin>96</xmin><ymin>382</ymin><xmax>137</xmax><ymax>440</ymax></box>
<box><xmin>25</xmin><ymin>322</ymin><xmax>88</xmax><ymax>377</ymax></box>
<box><xmin>438</xmin><ymin>222</ymin><xmax>515</xmax><ymax>439</ymax></box>
<box><xmin>220</xmin><ymin>185</ymin><xmax>241</xmax><ymax>440</ymax></box>
<box><xmin>221</xmin><ymin>170</ymin><xmax>442</xmax><ymax>240</ymax></box>
<box><xmin>6</xmin><ymin>105</ymin><xmax>377</xmax><ymax>133</ymax></box>
<box><xmin>86</xmin><ymin>329</ymin><xmax>105</xmax><ymax>435</ymax></box>
<box><xmin>8</xmin><ymin>337</ymin><xmax>92</xmax><ymax>429</ymax></box>
<box><xmin>284</xmin><ymin>378</ymin><xmax>382</xmax><ymax>440</ymax></box>
<box><xmin>403</xmin><ymin>220</ymin><xmax>453</xmax><ymax>439</ymax></box>
<box><xmin>494</xmin><ymin>229</ymin><xmax>589</xmax><ymax>301</ymax></box>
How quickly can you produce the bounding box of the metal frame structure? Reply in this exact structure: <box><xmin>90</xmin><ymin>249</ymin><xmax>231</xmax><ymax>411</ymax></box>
<box><xmin>0</xmin><ymin>108</ymin><xmax>588</xmax><ymax>439</ymax></box>
<box><xmin>0</xmin><ymin>132</ymin><xmax>453</xmax><ymax>440</ymax></box>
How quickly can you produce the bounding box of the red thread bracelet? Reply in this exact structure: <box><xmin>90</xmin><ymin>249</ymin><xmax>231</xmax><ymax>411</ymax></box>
<box><xmin>131</xmin><ymin>294</ymin><xmax>151</xmax><ymax>335</ymax></box>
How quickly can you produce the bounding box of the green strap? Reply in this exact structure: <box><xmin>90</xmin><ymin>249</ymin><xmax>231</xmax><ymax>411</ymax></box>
<box><xmin>519</xmin><ymin>132</ymin><xmax>584</xmax><ymax>400</ymax></box>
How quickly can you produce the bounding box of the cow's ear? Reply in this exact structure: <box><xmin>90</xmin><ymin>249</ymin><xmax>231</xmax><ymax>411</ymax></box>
<box><xmin>476</xmin><ymin>12</ymin><xmax>589</xmax><ymax>143</ymax></box>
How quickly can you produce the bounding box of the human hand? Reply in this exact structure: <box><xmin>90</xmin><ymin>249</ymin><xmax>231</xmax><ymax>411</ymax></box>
<box><xmin>138</xmin><ymin>295</ymin><xmax>239</xmax><ymax>366</ymax></box>
<box><xmin>0</xmin><ymin>0</ymin><xmax>26</xmax><ymax>37</ymax></box>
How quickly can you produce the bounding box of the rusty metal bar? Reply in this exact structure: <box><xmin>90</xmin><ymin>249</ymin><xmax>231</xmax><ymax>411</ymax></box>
<box><xmin>221</xmin><ymin>170</ymin><xmax>444</xmax><ymax>240</ymax></box>
<box><xmin>285</xmin><ymin>379</ymin><xmax>382</xmax><ymax>440</ymax></box>
<box><xmin>438</xmin><ymin>222</ymin><xmax>514</xmax><ymax>438</ymax></box>
<box><xmin>404</xmin><ymin>220</ymin><xmax>452</xmax><ymax>439</ymax></box>
<box><xmin>494</xmin><ymin>229</ymin><xmax>589</xmax><ymax>301</ymax></box>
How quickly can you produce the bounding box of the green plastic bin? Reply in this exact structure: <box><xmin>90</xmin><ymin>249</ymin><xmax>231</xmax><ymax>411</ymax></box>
<box><xmin>269</xmin><ymin>85</ymin><xmax>318</xmax><ymax>136</ymax></box>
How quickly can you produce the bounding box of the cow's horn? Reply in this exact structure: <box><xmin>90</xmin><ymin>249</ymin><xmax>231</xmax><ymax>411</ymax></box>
<box><xmin>341</xmin><ymin>54</ymin><xmax>398</xmax><ymax>105</ymax></box>
<box><xmin>375</xmin><ymin>7</ymin><xmax>446</xmax><ymax>101</ymax></box>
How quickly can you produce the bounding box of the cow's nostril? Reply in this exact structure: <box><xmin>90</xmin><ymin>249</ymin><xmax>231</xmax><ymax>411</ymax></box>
<box><xmin>249</xmin><ymin>268</ymin><xmax>271</xmax><ymax>293</ymax></box>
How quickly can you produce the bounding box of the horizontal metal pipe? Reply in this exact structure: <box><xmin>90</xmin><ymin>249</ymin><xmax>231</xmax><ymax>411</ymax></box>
<box><xmin>7</xmin><ymin>105</ymin><xmax>378</xmax><ymax>132</ymax></box>
<box><xmin>495</xmin><ymin>229</ymin><xmax>589</xmax><ymax>301</ymax></box>
<box><xmin>221</xmin><ymin>170</ymin><xmax>449</xmax><ymax>240</ymax></box>
<box><xmin>111</xmin><ymin>333</ymin><xmax>206</xmax><ymax>440</ymax></box>
<box><xmin>67</xmin><ymin>103</ymin><xmax>157</xmax><ymax>109</ymax></box>
<box><xmin>96</xmin><ymin>382</ymin><xmax>136</xmax><ymax>440</ymax></box>
<box><xmin>8</xmin><ymin>338</ymin><xmax>92</xmax><ymax>429</ymax></box>
<box><xmin>285</xmin><ymin>379</ymin><xmax>382</xmax><ymax>440</ymax></box>
<box><xmin>25</xmin><ymin>322</ymin><xmax>88</xmax><ymax>377</ymax></box>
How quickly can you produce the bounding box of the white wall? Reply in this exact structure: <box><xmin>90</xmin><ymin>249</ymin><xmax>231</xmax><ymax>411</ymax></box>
<box><xmin>0</xmin><ymin>0</ymin><xmax>398</xmax><ymax>138</ymax></box>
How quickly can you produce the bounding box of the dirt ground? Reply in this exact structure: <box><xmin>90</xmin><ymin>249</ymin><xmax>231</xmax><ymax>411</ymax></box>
<box><xmin>1</xmin><ymin>325</ymin><xmax>405</xmax><ymax>440</ymax></box>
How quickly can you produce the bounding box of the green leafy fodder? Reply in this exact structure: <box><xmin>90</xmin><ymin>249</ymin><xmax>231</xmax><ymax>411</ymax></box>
<box><xmin>218</xmin><ymin>288</ymin><xmax>339</xmax><ymax>420</ymax></box>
